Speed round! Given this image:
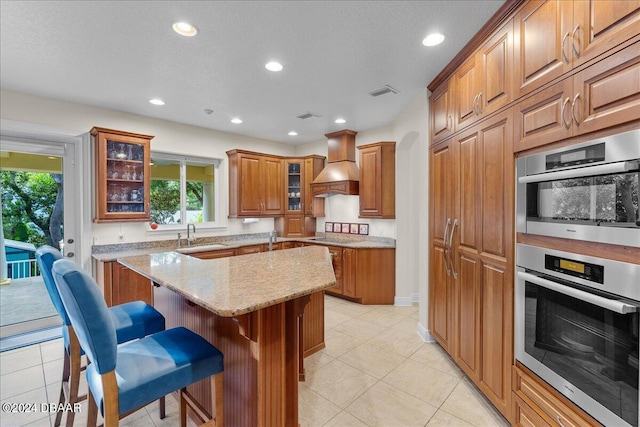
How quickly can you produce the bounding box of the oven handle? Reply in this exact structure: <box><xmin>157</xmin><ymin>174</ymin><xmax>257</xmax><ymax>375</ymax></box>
<box><xmin>518</xmin><ymin>160</ymin><xmax>639</xmax><ymax>184</ymax></box>
<box><xmin>517</xmin><ymin>271</ymin><xmax>640</xmax><ymax>314</ymax></box>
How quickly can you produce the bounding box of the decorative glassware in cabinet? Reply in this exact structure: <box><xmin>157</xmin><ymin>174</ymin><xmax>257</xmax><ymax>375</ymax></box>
<box><xmin>91</xmin><ymin>127</ymin><xmax>153</xmax><ymax>222</ymax></box>
<box><xmin>287</xmin><ymin>162</ymin><xmax>302</xmax><ymax>212</ymax></box>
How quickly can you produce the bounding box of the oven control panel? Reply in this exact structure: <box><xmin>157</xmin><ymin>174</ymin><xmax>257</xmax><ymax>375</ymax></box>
<box><xmin>545</xmin><ymin>254</ymin><xmax>604</xmax><ymax>284</ymax></box>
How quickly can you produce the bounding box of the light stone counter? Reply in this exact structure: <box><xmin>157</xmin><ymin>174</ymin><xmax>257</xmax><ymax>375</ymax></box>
<box><xmin>118</xmin><ymin>245</ymin><xmax>336</xmax><ymax>316</ymax></box>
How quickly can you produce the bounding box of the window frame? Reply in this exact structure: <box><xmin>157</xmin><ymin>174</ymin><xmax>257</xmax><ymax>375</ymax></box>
<box><xmin>148</xmin><ymin>151</ymin><xmax>223</xmax><ymax>232</ymax></box>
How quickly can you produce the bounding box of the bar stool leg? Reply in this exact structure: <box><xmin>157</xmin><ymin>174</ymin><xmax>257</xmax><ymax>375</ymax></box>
<box><xmin>213</xmin><ymin>373</ymin><xmax>224</xmax><ymax>427</ymax></box>
<box><xmin>54</xmin><ymin>350</ymin><xmax>70</xmax><ymax>427</ymax></box>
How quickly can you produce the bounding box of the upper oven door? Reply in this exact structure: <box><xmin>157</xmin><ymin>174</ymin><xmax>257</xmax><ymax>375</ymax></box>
<box><xmin>517</xmin><ymin>130</ymin><xmax>640</xmax><ymax>248</ymax></box>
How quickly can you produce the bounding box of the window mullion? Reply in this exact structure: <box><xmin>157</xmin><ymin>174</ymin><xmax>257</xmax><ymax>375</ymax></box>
<box><xmin>180</xmin><ymin>159</ymin><xmax>187</xmax><ymax>224</ymax></box>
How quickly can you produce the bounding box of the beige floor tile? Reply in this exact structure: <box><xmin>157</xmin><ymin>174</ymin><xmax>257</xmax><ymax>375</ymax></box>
<box><xmin>0</xmin><ymin>345</ymin><xmax>42</xmax><ymax>375</ymax></box>
<box><xmin>121</xmin><ymin>412</ymin><xmax>156</xmax><ymax>426</ymax></box>
<box><xmin>298</xmin><ymin>383</ymin><xmax>342</xmax><ymax>427</ymax></box>
<box><xmin>338</xmin><ymin>341</ymin><xmax>406</xmax><ymax>379</ymax></box>
<box><xmin>304</xmin><ymin>349</ymin><xmax>335</xmax><ymax>373</ymax></box>
<box><xmin>440</xmin><ymin>379</ymin><xmax>509</xmax><ymax>427</ymax></box>
<box><xmin>42</xmin><ymin>357</ymin><xmax>64</xmax><ymax>386</ymax></box>
<box><xmin>325</xmin><ymin>308</ymin><xmax>357</xmax><ymax>330</ymax></box>
<box><xmin>323</xmin><ymin>410</ymin><xmax>369</xmax><ymax>427</ymax></box>
<box><xmin>0</xmin><ymin>365</ymin><xmax>45</xmax><ymax>399</ymax></box>
<box><xmin>330</xmin><ymin>302</ymin><xmax>376</xmax><ymax>317</ymax></box>
<box><xmin>382</xmin><ymin>359</ymin><xmax>459</xmax><ymax>408</ymax></box>
<box><xmin>390</xmin><ymin>316</ymin><xmax>421</xmax><ymax>335</ymax></box>
<box><xmin>324</xmin><ymin>296</ymin><xmax>346</xmax><ymax>308</ymax></box>
<box><xmin>409</xmin><ymin>344</ymin><xmax>464</xmax><ymax>378</ymax></box>
<box><xmin>346</xmin><ymin>381</ymin><xmax>438</xmax><ymax>427</ymax></box>
<box><xmin>323</xmin><ymin>328</ymin><xmax>365</xmax><ymax>358</ymax></box>
<box><xmin>426</xmin><ymin>409</ymin><xmax>475</xmax><ymax>427</ymax></box>
<box><xmin>0</xmin><ymin>386</ymin><xmax>50</xmax><ymax>426</ymax></box>
<box><xmin>144</xmin><ymin>395</ymin><xmax>180</xmax><ymax>426</ymax></box>
<box><xmin>305</xmin><ymin>359</ymin><xmax>378</xmax><ymax>408</ymax></box>
<box><xmin>367</xmin><ymin>327</ymin><xmax>424</xmax><ymax>358</ymax></box>
<box><xmin>371</xmin><ymin>304</ymin><xmax>419</xmax><ymax>317</ymax></box>
<box><xmin>39</xmin><ymin>338</ymin><xmax>64</xmax><ymax>363</ymax></box>
<box><xmin>356</xmin><ymin>309</ymin><xmax>407</xmax><ymax>328</ymax></box>
<box><xmin>332</xmin><ymin>317</ymin><xmax>387</xmax><ymax>341</ymax></box>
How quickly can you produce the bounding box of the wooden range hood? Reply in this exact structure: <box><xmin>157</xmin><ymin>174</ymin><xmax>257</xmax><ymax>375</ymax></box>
<box><xmin>310</xmin><ymin>129</ymin><xmax>359</xmax><ymax>197</ymax></box>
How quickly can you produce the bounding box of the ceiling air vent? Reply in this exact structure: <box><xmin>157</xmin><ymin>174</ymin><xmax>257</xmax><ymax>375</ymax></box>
<box><xmin>296</xmin><ymin>112</ymin><xmax>321</xmax><ymax>120</ymax></box>
<box><xmin>368</xmin><ymin>85</ymin><xmax>399</xmax><ymax>97</ymax></box>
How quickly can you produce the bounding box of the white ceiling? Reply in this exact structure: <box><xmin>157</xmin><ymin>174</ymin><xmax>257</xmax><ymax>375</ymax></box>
<box><xmin>0</xmin><ymin>1</ymin><xmax>503</xmax><ymax>145</ymax></box>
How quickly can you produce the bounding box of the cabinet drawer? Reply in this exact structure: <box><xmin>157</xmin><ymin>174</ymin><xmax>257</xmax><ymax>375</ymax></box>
<box><xmin>513</xmin><ymin>393</ymin><xmax>550</xmax><ymax>427</ymax></box>
<box><xmin>512</xmin><ymin>366</ymin><xmax>598</xmax><ymax>427</ymax></box>
<box><xmin>190</xmin><ymin>249</ymin><xmax>236</xmax><ymax>259</ymax></box>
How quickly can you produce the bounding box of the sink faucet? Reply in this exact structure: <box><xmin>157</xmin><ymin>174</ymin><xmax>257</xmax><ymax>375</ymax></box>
<box><xmin>268</xmin><ymin>230</ymin><xmax>277</xmax><ymax>251</ymax></box>
<box><xmin>177</xmin><ymin>232</ymin><xmax>182</xmax><ymax>248</ymax></box>
<box><xmin>187</xmin><ymin>223</ymin><xmax>196</xmax><ymax>246</ymax></box>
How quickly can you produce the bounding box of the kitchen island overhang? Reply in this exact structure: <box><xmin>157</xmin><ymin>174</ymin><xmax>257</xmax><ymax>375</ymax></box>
<box><xmin>118</xmin><ymin>245</ymin><xmax>336</xmax><ymax>427</ymax></box>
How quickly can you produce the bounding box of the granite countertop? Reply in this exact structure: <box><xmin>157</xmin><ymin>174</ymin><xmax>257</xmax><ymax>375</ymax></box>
<box><xmin>118</xmin><ymin>245</ymin><xmax>336</xmax><ymax>317</ymax></box>
<box><xmin>92</xmin><ymin>234</ymin><xmax>395</xmax><ymax>261</ymax></box>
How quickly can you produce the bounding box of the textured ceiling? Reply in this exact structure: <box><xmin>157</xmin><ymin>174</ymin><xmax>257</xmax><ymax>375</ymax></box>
<box><xmin>0</xmin><ymin>1</ymin><xmax>504</xmax><ymax>144</ymax></box>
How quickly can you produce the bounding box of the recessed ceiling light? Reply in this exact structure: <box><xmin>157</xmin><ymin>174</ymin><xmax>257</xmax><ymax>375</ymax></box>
<box><xmin>231</xmin><ymin>118</ymin><xmax>243</xmax><ymax>124</ymax></box>
<box><xmin>422</xmin><ymin>33</ymin><xmax>445</xmax><ymax>47</ymax></box>
<box><xmin>149</xmin><ymin>98</ymin><xmax>165</xmax><ymax>106</ymax></box>
<box><xmin>288</xmin><ymin>131</ymin><xmax>298</xmax><ymax>136</ymax></box>
<box><xmin>172</xmin><ymin>22</ymin><xmax>198</xmax><ymax>37</ymax></box>
<box><xmin>335</xmin><ymin>118</ymin><xmax>346</xmax><ymax>124</ymax></box>
<box><xmin>265</xmin><ymin>61</ymin><xmax>284</xmax><ymax>72</ymax></box>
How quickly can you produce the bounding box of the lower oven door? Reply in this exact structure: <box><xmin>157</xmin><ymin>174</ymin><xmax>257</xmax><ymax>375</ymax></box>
<box><xmin>515</xmin><ymin>268</ymin><xmax>640</xmax><ymax>427</ymax></box>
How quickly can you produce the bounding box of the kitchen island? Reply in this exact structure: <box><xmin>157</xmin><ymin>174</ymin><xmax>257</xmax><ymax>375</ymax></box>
<box><xmin>118</xmin><ymin>245</ymin><xmax>336</xmax><ymax>427</ymax></box>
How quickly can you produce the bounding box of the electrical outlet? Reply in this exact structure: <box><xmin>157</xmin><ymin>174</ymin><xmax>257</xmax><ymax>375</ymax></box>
<box><xmin>118</xmin><ymin>232</ymin><xmax>124</xmax><ymax>241</ymax></box>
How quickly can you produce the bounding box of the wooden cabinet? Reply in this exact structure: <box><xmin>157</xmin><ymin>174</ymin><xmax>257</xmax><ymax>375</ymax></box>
<box><xmin>454</xmin><ymin>20</ymin><xmax>513</xmax><ymax>130</ymax></box>
<box><xmin>514</xmin><ymin>42</ymin><xmax>640</xmax><ymax>152</ymax></box>
<box><xmin>276</xmin><ymin>155</ymin><xmax>326</xmax><ymax>237</ymax></box>
<box><xmin>514</xmin><ymin>0</ymin><xmax>640</xmax><ymax>98</ymax></box>
<box><xmin>431</xmin><ymin>77</ymin><xmax>455</xmax><ymax>144</ymax></box>
<box><xmin>513</xmin><ymin>365</ymin><xmax>600</xmax><ymax>427</ymax></box>
<box><xmin>189</xmin><ymin>249</ymin><xmax>236</xmax><ymax>260</ymax></box>
<box><xmin>429</xmin><ymin>111</ymin><xmax>514</xmax><ymax>418</ymax></box>
<box><xmin>320</xmin><ymin>245</ymin><xmax>395</xmax><ymax>305</ymax></box>
<box><xmin>357</xmin><ymin>142</ymin><xmax>395</xmax><ymax>219</ymax></box>
<box><xmin>91</xmin><ymin>127</ymin><xmax>152</xmax><ymax>222</ymax></box>
<box><xmin>99</xmin><ymin>261</ymin><xmax>153</xmax><ymax>307</ymax></box>
<box><xmin>227</xmin><ymin>150</ymin><xmax>284</xmax><ymax>217</ymax></box>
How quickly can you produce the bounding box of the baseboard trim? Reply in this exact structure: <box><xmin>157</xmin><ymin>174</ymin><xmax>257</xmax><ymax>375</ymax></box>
<box><xmin>394</xmin><ymin>296</ymin><xmax>413</xmax><ymax>306</ymax></box>
<box><xmin>417</xmin><ymin>322</ymin><xmax>434</xmax><ymax>343</ymax></box>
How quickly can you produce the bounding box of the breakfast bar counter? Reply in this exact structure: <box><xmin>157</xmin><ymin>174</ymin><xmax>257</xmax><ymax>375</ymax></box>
<box><xmin>118</xmin><ymin>245</ymin><xmax>336</xmax><ymax>427</ymax></box>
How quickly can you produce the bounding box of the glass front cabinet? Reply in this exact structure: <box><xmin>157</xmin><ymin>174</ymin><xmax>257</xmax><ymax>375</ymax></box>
<box><xmin>91</xmin><ymin>127</ymin><xmax>153</xmax><ymax>222</ymax></box>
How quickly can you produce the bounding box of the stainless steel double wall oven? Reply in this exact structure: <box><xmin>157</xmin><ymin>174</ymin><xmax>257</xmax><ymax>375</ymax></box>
<box><xmin>515</xmin><ymin>129</ymin><xmax>640</xmax><ymax>427</ymax></box>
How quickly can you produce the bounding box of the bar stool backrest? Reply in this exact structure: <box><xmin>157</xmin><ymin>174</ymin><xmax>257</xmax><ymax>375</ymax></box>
<box><xmin>52</xmin><ymin>259</ymin><xmax>118</xmax><ymax>375</ymax></box>
<box><xmin>35</xmin><ymin>245</ymin><xmax>71</xmax><ymax>326</ymax></box>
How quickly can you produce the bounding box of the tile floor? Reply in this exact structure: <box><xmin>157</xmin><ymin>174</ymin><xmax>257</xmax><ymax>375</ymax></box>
<box><xmin>0</xmin><ymin>295</ymin><xmax>510</xmax><ymax>427</ymax></box>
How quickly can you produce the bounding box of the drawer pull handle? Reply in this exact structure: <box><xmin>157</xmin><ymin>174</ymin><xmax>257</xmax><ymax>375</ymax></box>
<box><xmin>571</xmin><ymin>93</ymin><xmax>581</xmax><ymax>126</ymax></box>
<box><xmin>561</xmin><ymin>32</ymin><xmax>570</xmax><ymax>64</ymax></box>
<box><xmin>561</xmin><ymin>97</ymin><xmax>571</xmax><ymax>129</ymax></box>
<box><xmin>556</xmin><ymin>415</ymin><xmax>567</xmax><ymax>427</ymax></box>
<box><xmin>571</xmin><ymin>25</ymin><xmax>581</xmax><ymax>58</ymax></box>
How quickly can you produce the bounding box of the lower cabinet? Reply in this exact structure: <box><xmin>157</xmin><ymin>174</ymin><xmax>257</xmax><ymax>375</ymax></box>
<box><xmin>319</xmin><ymin>245</ymin><xmax>395</xmax><ymax>305</ymax></box>
<box><xmin>189</xmin><ymin>249</ymin><xmax>236</xmax><ymax>260</ymax></box>
<box><xmin>512</xmin><ymin>364</ymin><xmax>600</xmax><ymax>427</ymax></box>
<box><xmin>98</xmin><ymin>261</ymin><xmax>153</xmax><ymax>307</ymax></box>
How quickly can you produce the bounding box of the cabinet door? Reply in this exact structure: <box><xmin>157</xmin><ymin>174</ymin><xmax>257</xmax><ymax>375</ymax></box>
<box><xmin>513</xmin><ymin>0</ymin><xmax>573</xmax><ymax>98</ymax></box>
<box><xmin>455</xmin><ymin>55</ymin><xmax>480</xmax><ymax>129</ymax></box>
<box><xmin>236</xmin><ymin>245</ymin><xmax>263</xmax><ymax>255</ymax></box>
<box><xmin>358</xmin><ymin>142</ymin><xmax>395</xmax><ymax>219</ymax></box>
<box><xmin>342</xmin><ymin>248</ymin><xmax>356</xmax><ymax>298</ymax></box>
<box><xmin>326</xmin><ymin>246</ymin><xmax>343</xmax><ymax>294</ymax></box>
<box><xmin>238</xmin><ymin>154</ymin><xmax>263</xmax><ymax>216</ymax></box>
<box><xmin>513</xmin><ymin>395</ymin><xmax>551</xmax><ymax>427</ymax></box>
<box><xmin>111</xmin><ymin>262</ymin><xmax>153</xmax><ymax>306</ymax></box>
<box><xmin>573</xmin><ymin>0</ymin><xmax>640</xmax><ymax>67</ymax></box>
<box><xmin>478</xmin><ymin>20</ymin><xmax>512</xmax><ymax>116</ymax></box>
<box><xmin>190</xmin><ymin>249</ymin><xmax>236</xmax><ymax>259</ymax></box>
<box><xmin>262</xmin><ymin>157</ymin><xmax>284</xmax><ymax>215</ymax></box>
<box><xmin>285</xmin><ymin>159</ymin><xmax>303</xmax><ymax>215</ymax></box>
<box><xmin>513</xmin><ymin>77</ymin><xmax>574</xmax><ymax>152</ymax></box>
<box><xmin>572</xmin><ymin>43</ymin><xmax>640</xmax><ymax>135</ymax></box>
<box><xmin>92</xmin><ymin>128</ymin><xmax>152</xmax><ymax>222</ymax></box>
<box><xmin>428</xmin><ymin>141</ymin><xmax>455</xmax><ymax>351</ymax></box>
<box><xmin>304</xmin><ymin>157</ymin><xmax>325</xmax><ymax>217</ymax></box>
<box><xmin>284</xmin><ymin>215</ymin><xmax>305</xmax><ymax>237</ymax></box>
<box><xmin>430</xmin><ymin>78</ymin><xmax>455</xmax><ymax>144</ymax></box>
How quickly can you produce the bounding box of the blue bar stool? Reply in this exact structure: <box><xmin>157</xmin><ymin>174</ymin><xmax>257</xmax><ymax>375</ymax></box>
<box><xmin>51</xmin><ymin>258</ymin><xmax>224</xmax><ymax>427</ymax></box>
<box><xmin>36</xmin><ymin>246</ymin><xmax>166</xmax><ymax>426</ymax></box>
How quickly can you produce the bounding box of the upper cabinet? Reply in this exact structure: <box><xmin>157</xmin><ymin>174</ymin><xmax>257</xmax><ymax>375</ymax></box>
<box><xmin>358</xmin><ymin>141</ymin><xmax>395</xmax><ymax>219</ymax></box>
<box><xmin>431</xmin><ymin>77</ymin><xmax>455</xmax><ymax>145</ymax></box>
<box><xmin>227</xmin><ymin>150</ymin><xmax>284</xmax><ymax>217</ymax></box>
<box><xmin>514</xmin><ymin>0</ymin><xmax>640</xmax><ymax>98</ymax></box>
<box><xmin>454</xmin><ymin>20</ymin><xmax>513</xmax><ymax>130</ymax></box>
<box><xmin>91</xmin><ymin>127</ymin><xmax>152</xmax><ymax>223</ymax></box>
<box><xmin>304</xmin><ymin>156</ymin><xmax>325</xmax><ymax>217</ymax></box>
